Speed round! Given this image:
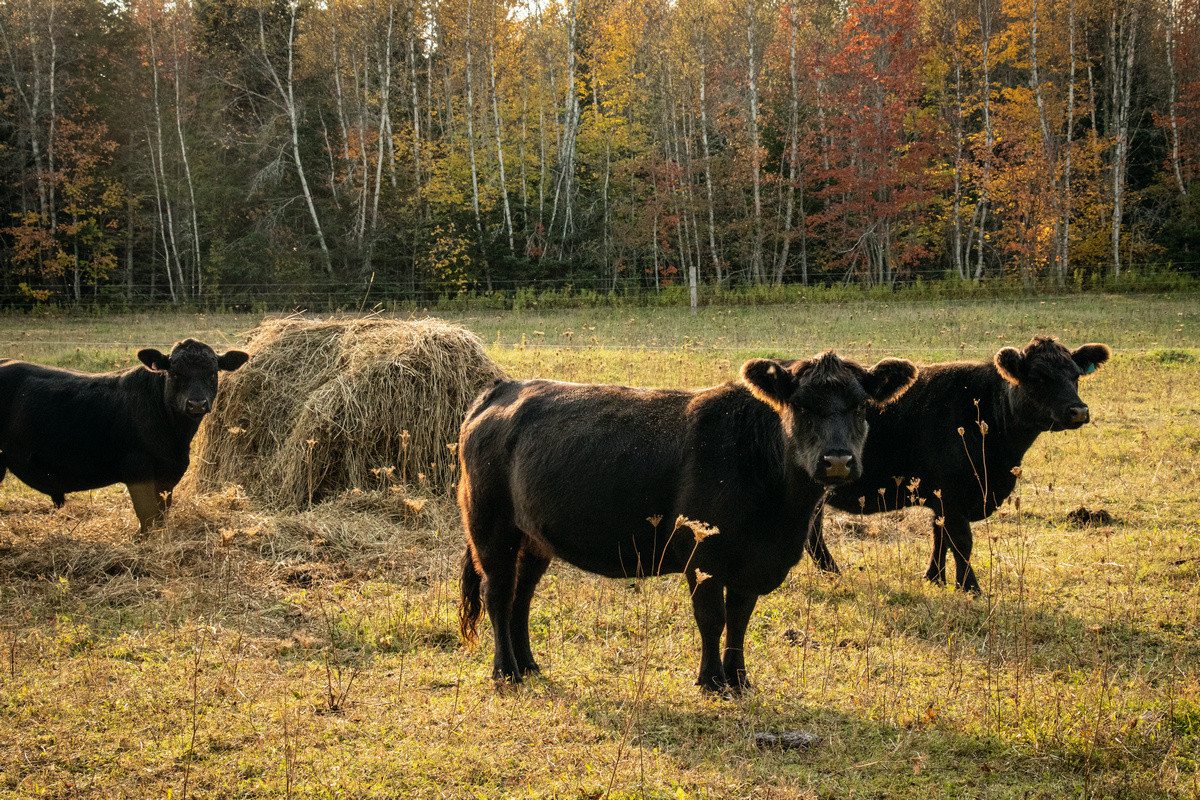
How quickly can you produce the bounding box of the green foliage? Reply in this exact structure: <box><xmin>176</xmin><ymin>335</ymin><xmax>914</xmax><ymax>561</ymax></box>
<box><xmin>419</xmin><ymin>224</ymin><xmax>478</xmax><ymax>296</ymax></box>
<box><xmin>1142</xmin><ymin>349</ymin><xmax>1197</xmax><ymax>365</ymax></box>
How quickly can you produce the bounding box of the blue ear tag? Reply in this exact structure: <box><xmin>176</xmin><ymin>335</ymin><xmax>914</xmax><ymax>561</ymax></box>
<box><xmin>1084</xmin><ymin>363</ymin><xmax>1096</xmax><ymax>374</ymax></box>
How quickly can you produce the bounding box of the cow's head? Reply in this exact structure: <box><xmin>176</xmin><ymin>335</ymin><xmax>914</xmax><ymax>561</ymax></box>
<box><xmin>742</xmin><ymin>352</ymin><xmax>917</xmax><ymax>486</ymax></box>
<box><xmin>994</xmin><ymin>336</ymin><xmax>1110</xmax><ymax>431</ymax></box>
<box><xmin>138</xmin><ymin>339</ymin><xmax>250</xmax><ymax>421</ymax></box>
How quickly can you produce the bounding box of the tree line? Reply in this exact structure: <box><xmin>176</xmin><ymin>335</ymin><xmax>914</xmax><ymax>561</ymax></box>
<box><xmin>1</xmin><ymin>0</ymin><xmax>1197</xmax><ymax>307</ymax></box>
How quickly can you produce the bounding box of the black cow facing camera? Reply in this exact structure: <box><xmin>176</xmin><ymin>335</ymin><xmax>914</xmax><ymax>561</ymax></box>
<box><xmin>0</xmin><ymin>339</ymin><xmax>249</xmax><ymax>533</ymax></box>
<box><xmin>457</xmin><ymin>352</ymin><xmax>917</xmax><ymax>693</ymax></box>
<box><xmin>812</xmin><ymin>336</ymin><xmax>1111</xmax><ymax>593</ymax></box>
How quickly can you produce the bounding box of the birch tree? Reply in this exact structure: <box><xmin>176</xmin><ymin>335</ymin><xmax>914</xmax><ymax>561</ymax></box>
<box><xmin>257</xmin><ymin>0</ymin><xmax>333</xmax><ymax>274</ymax></box>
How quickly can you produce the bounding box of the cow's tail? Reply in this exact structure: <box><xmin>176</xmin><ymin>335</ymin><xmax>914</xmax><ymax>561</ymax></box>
<box><xmin>458</xmin><ymin>545</ymin><xmax>483</xmax><ymax>645</ymax></box>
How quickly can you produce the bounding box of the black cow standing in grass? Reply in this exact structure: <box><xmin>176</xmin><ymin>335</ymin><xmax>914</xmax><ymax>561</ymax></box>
<box><xmin>809</xmin><ymin>336</ymin><xmax>1111</xmax><ymax>594</ymax></box>
<box><xmin>457</xmin><ymin>352</ymin><xmax>918</xmax><ymax>692</ymax></box>
<box><xmin>0</xmin><ymin>339</ymin><xmax>249</xmax><ymax>533</ymax></box>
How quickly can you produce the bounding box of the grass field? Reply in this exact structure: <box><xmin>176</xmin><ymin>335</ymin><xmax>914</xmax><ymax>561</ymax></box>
<box><xmin>0</xmin><ymin>294</ymin><xmax>1198</xmax><ymax>798</ymax></box>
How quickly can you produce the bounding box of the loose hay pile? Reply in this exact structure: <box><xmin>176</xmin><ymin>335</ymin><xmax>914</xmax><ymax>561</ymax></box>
<box><xmin>187</xmin><ymin>316</ymin><xmax>505</xmax><ymax>508</ymax></box>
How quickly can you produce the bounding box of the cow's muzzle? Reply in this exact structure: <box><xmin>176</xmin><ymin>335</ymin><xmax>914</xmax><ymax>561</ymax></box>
<box><xmin>186</xmin><ymin>399</ymin><xmax>211</xmax><ymax>417</ymax></box>
<box><xmin>817</xmin><ymin>451</ymin><xmax>857</xmax><ymax>486</ymax></box>
<box><xmin>1063</xmin><ymin>404</ymin><xmax>1089</xmax><ymax>428</ymax></box>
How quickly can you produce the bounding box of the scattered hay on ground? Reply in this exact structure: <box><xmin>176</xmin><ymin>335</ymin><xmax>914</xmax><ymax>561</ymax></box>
<box><xmin>0</xmin><ymin>486</ymin><xmax>464</xmax><ymax>623</ymax></box>
<box><xmin>825</xmin><ymin>508</ymin><xmax>931</xmax><ymax>542</ymax></box>
<box><xmin>185</xmin><ymin>315</ymin><xmax>505</xmax><ymax>509</ymax></box>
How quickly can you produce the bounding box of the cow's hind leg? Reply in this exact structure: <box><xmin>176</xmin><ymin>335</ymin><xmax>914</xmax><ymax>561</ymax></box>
<box><xmin>510</xmin><ymin>545</ymin><xmax>551</xmax><ymax>676</ymax></box>
<box><xmin>473</xmin><ymin>521</ymin><xmax>526</xmax><ymax>684</ymax></box>
<box><xmin>721</xmin><ymin>588</ymin><xmax>759</xmax><ymax>693</ymax></box>
<box><xmin>687</xmin><ymin>572</ymin><xmax>728</xmax><ymax>692</ymax></box>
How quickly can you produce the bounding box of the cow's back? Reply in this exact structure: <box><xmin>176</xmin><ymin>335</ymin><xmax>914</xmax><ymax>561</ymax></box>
<box><xmin>829</xmin><ymin>360</ymin><xmax>1030</xmax><ymax>516</ymax></box>
<box><xmin>864</xmin><ymin>362</ymin><xmax>1000</xmax><ymax>477</ymax></box>
<box><xmin>460</xmin><ymin>379</ymin><xmax>695</xmax><ymax>576</ymax></box>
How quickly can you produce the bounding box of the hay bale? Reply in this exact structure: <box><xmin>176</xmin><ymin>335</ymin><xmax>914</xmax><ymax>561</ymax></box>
<box><xmin>187</xmin><ymin>316</ymin><xmax>505</xmax><ymax>508</ymax></box>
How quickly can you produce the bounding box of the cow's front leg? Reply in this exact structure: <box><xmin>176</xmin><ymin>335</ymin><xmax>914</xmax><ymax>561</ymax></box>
<box><xmin>805</xmin><ymin>508</ymin><xmax>840</xmax><ymax>573</ymax></box>
<box><xmin>127</xmin><ymin>482</ymin><xmax>167</xmax><ymax>534</ymax></box>
<box><xmin>721</xmin><ymin>588</ymin><xmax>758</xmax><ymax>693</ymax></box>
<box><xmin>687</xmin><ymin>573</ymin><xmax>727</xmax><ymax>692</ymax></box>
<box><xmin>943</xmin><ymin>511</ymin><xmax>980</xmax><ymax>594</ymax></box>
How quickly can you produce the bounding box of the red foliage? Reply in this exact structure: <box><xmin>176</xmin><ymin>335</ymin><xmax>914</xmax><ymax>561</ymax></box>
<box><xmin>799</xmin><ymin>0</ymin><xmax>943</xmax><ymax>282</ymax></box>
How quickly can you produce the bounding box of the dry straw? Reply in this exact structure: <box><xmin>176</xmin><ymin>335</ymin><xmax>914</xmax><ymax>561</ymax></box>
<box><xmin>186</xmin><ymin>315</ymin><xmax>506</xmax><ymax>508</ymax></box>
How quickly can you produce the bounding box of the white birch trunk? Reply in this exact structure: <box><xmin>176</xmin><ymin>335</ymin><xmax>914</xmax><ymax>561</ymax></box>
<box><xmin>775</xmin><ymin>0</ymin><xmax>801</xmax><ymax>285</ymax></box>
<box><xmin>746</xmin><ymin>0</ymin><xmax>764</xmax><ymax>284</ymax></box>
<box><xmin>1165</xmin><ymin>6</ymin><xmax>1186</xmax><ymax>195</ymax></box>
<box><xmin>1030</xmin><ymin>0</ymin><xmax>1060</xmax><ymax>285</ymax></box>
<box><xmin>488</xmin><ymin>22</ymin><xmax>514</xmax><ymax>252</ymax></box>
<box><xmin>1061</xmin><ymin>0</ymin><xmax>1076</xmax><ymax>284</ymax></box>
<box><xmin>259</xmin><ymin>1</ymin><xmax>333</xmax><ymax>274</ymax></box>
<box><xmin>464</xmin><ymin>0</ymin><xmax>484</xmax><ymax>239</ymax></box>
<box><xmin>976</xmin><ymin>0</ymin><xmax>994</xmax><ymax>281</ymax></box>
<box><xmin>1110</xmin><ymin>4</ymin><xmax>1136</xmax><ymax>278</ymax></box>
<box><xmin>145</xmin><ymin>127</ymin><xmax>178</xmax><ymax>303</ymax></box>
<box><xmin>407</xmin><ymin>0</ymin><xmax>423</xmax><ymax>196</ymax></box>
<box><xmin>697</xmin><ymin>35</ymin><xmax>722</xmax><ymax>285</ymax></box>
<box><xmin>952</xmin><ymin>22</ymin><xmax>966</xmax><ymax>279</ymax></box>
<box><xmin>148</xmin><ymin>19</ymin><xmax>186</xmax><ymax>301</ymax></box>
<box><xmin>171</xmin><ymin>20</ymin><xmax>202</xmax><ymax>294</ymax></box>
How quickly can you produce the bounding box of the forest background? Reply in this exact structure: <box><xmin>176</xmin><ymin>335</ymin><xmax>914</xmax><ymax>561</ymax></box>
<box><xmin>1</xmin><ymin>0</ymin><xmax>1199</xmax><ymax>308</ymax></box>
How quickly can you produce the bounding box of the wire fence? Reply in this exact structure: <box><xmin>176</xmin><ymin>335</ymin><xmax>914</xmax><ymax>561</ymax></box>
<box><xmin>4</xmin><ymin>261</ymin><xmax>1200</xmax><ymax>311</ymax></box>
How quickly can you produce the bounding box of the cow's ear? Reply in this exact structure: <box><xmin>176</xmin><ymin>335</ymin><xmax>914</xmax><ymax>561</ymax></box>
<box><xmin>1071</xmin><ymin>343</ymin><xmax>1110</xmax><ymax>376</ymax></box>
<box><xmin>138</xmin><ymin>348</ymin><xmax>170</xmax><ymax>371</ymax></box>
<box><xmin>862</xmin><ymin>358</ymin><xmax>918</xmax><ymax>406</ymax></box>
<box><xmin>218</xmin><ymin>350</ymin><xmax>250</xmax><ymax>372</ymax></box>
<box><xmin>741</xmin><ymin>358</ymin><xmax>798</xmax><ymax>412</ymax></box>
<box><xmin>994</xmin><ymin>347</ymin><xmax>1025</xmax><ymax>386</ymax></box>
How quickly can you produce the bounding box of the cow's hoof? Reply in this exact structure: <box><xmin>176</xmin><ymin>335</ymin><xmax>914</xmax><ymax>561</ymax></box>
<box><xmin>723</xmin><ymin>681</ymin><xmax>751</xmax><ymax>699</ymax></box>
<box><xmin>697</xmin><ymin>675</ymin><xmax>734</xmax><ymax>695</ymax></box>
<box><xmin>492</xmin><ymin>668</ymin><xmax>523</xmax><ymax>686</ymax></box>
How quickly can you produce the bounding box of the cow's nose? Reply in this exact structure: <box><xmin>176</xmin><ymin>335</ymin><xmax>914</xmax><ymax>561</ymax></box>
<box><xmin>187</xmin><ymin>398</ymin><xmax>210</xmax><ymax>416</ymax></box>
<box><xmin>1067</xmin><ymin>404</ymin><xmax>1089</xmax><ymax>425</ymax></box>
<box><xmin>821</xmin><ymin>453</ymin><xmax>855</xmax><ymax>480</ymax></box>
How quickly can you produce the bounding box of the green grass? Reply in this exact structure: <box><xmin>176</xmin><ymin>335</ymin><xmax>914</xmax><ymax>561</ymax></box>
<box><xmin>0</xmin><ymin>296</ymin><xmax>1198</xmax><ymax>798</ymax></box>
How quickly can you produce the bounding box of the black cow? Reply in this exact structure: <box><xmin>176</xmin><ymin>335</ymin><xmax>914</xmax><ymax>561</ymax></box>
<box><xmin>457</xmin><ymin>352</ymin><xmax>917</xmax><ymax>692</ymax></box>
<box><xmin>0</xmin><ymin>339</ymin><xmax>249</xmax><ymax>532</ymax></box>
<box><xmin>811</xmin><ymin>336</ymin><xmax>1110</xmax><ymax>593</ymax></box>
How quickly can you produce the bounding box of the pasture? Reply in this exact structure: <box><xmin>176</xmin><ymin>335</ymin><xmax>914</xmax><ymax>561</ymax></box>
<box><xmin>0</xmin><ymin>294</ymin><xmax>1198</xmax><ymax>798</ymax></box>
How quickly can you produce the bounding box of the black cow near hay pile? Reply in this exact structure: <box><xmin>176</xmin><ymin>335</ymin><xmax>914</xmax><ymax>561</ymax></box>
<box><xmin>810</xmin><ymin>336</ymin><xmax>1110</xmax><ymax>594</ymax></box>
<box><xmin>0</xmin><ymin>339</ymin><xmax>249</xmax><ymax>533</ymax></box>
<box><xmin>457</xmin><ymin>352</ymin><xmax>918</xmax><ymax>693</ymax></box>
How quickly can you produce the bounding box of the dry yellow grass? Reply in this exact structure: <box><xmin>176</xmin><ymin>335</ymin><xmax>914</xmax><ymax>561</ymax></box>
<box><xmin>0</xmin><ymin>301</ymin><xmax>1198</xmax><ymax>798</ymax></box>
